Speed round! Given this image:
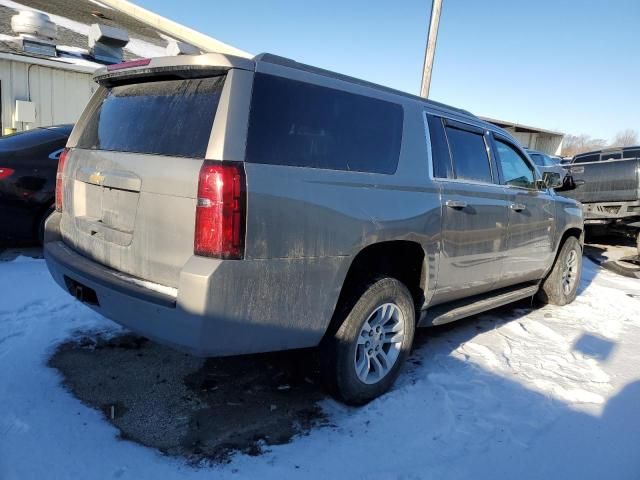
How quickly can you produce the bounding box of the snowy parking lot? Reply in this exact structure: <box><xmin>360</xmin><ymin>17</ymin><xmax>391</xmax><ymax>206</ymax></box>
<box><xmin>1</xmin><ymin>251</ymin><xmax>640</xmax><ymax>479</ymax></box>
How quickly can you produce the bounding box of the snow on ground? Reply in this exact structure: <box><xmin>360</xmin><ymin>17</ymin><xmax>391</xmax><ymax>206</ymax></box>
<box><xmin>1</xmin><ymin>255</ymin><xmax>640</xmax><ymax>479</ymax></box>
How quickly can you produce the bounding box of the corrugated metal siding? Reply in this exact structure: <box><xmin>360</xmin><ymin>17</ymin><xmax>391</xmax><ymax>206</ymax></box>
<box><xmin>511</xmin><ymin>131</ymin><xmax>533</xmax><ymax>148</ymax></box>
<box><xmin>501</xmin><ymin>127</ymin><xmax>563</xmax><ymax>155</ymax></box>
<box><xmin>0</xmin><ymin>58</ymin><xmax>95</xmax><ymax>132</ymax></box>
<box><xmin>534</xmin><ymin>135</ymin><xmax>563</xmax><ymax>156</ymax></box>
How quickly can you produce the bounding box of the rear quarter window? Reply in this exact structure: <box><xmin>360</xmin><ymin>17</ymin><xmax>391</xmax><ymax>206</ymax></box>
<box><xmin>246</xmin><ymin>73</ymin><xmax>403</xmax><ymax>174</ymax></box>
<box><xmin>77</xmin><ymin>76</ymin><xmax>225</xmax><ymax>158</ymax></box>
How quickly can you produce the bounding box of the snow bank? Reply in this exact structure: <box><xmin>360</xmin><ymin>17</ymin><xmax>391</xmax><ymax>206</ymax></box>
<box><xmin>1</xmin><ymin>256</ymin><xmax>639</xmax><ymax>479</ymax></box>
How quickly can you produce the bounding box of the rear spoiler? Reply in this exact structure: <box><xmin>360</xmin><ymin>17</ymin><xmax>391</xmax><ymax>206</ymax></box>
<box><xmin>94</xmin><ymin>53</ymin><xmax>255</xmax><ymax>87</ymax></box>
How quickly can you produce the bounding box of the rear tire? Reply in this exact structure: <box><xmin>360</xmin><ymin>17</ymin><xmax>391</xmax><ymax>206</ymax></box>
<box><xmin>320</xmin><ymin>277</ymin><xmax>415</xmax><ymax>405</ymax></box>
<box><xmin>537</xmin><ymin>236</ymin><xmax>582</xmax><ymax>306</ymax></box>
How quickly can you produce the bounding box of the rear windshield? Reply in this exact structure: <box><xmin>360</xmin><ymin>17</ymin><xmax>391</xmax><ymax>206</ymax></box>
<box><xmin>77</xmin><ymin>76</ymin><xmax>225</xmax><ymax>158</ymax></box>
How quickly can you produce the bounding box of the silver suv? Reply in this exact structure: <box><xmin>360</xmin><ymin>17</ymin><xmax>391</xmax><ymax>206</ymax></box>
<box><xmin>44</xmin><ymin>53</ymin><xmax>584</xmax><ymax>404</ymax></box>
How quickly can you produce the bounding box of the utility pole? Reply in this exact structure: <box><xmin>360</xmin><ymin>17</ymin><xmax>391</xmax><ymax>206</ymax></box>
<box><xmin>419</xmin><ymin>0</ymin><xmax>443</xmax><ymax>99</ymax></box>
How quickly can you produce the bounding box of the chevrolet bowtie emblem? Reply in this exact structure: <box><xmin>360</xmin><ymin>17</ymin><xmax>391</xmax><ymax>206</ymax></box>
<box><xmin>89</xmin><ymin>172</ymin><xmax>105</xmax><ymax>184</ymax></box>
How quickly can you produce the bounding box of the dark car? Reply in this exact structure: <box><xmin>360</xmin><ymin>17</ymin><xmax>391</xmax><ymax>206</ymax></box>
<box><xmin>0</xmin><ymin>125</ymin><xmax>72</xmax><ymax>245</ymax></box>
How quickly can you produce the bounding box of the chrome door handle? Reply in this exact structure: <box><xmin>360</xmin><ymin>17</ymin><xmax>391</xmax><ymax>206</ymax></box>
<box><xmin>445</xmin><ymin>200</ymin><xmax>468</xmax><ymax>209</ymax></box>
<box><xmin>510</xmin><ymin>203</ymin><xmax>526</xmax><ymax>212</ymax></box>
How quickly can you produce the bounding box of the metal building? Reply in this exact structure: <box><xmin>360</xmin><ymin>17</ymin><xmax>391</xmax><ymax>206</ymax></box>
<box><xmin>0</xmin><ymin>0</ymin><xmax>249</xmax><ymax>135</ymax></box>
<box><xmin>481</xmin><ymin>116</ymin><xmax>565</xmax><ymax>155</ymax></box>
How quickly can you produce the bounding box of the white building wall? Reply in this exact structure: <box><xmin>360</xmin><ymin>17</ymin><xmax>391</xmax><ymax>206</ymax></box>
<box><xmin>534</xmin><ymin>135</ymin><xmax>564</xmax><ymax>156</ymax></box>
<box><xmin>501</xmin><ymin>127</ymin><xmax>563</xmax><ymax>155</ymax></box>
<box><xmin>0</xmin><ymin>58</ymin><xmax>96</xmax><ymax>133</ymax></box>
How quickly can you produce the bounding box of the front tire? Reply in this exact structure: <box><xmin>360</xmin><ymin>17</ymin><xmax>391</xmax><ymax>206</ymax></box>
<box><xmin>537</xmin><ymin>236</ymin><xmax>582</xmax><ymax>306</ymax></box>
<box><xmin>320</xmin><ymin>277</ymin><xmax>415</xmax><ymax>405</ymax></box>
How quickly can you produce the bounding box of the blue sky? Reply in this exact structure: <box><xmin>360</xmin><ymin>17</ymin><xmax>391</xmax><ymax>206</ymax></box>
<box><xmin>137</xmin><ymin>0</ymin><xmax>639</xmax><ymax>141</ymax></box>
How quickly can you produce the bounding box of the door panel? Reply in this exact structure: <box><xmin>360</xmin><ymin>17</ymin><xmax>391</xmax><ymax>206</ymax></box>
<box><xmin>433</xmin><ymin>182</ymin><xmax>510</xmax><ymax>303</ymax></box>
<box><xmin>501</xmin><ymin>188</ymin><xmax>555</xmax><ymax>285</ymax></box>
<box><xmin>491</xmin><ymin>136</ymin><xmax>555</xmax><ymax>285</ymax></box>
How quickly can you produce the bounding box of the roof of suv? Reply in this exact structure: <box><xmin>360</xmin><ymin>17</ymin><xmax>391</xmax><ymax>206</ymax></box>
<box><xmin>254</xmin><ymin>53</ymin><xmax>477</xmax><ymax>120</ymax></box>
<box><xmin>95</xmin><ymin>51</ymin><xmax>502</xmax><ymax>137</ymax></box>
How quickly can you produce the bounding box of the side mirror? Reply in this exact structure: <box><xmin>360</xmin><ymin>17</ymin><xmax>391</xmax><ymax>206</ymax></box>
<box><xmin>541</xmin><ymin>171</ymin><xmax>563</xmax><ymax>189</ymax></box>
<box><xmin>554</xmin><ymin>174</ymin><xmax>583</xmax><ymax>192</ymax></box>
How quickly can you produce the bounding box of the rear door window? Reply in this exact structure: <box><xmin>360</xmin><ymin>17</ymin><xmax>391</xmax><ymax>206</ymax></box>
<box><xmin>623</xmin><ymin>149</ymin><xmax>640</xmax><ymax>159</ymax></box>
<box><xmin>246</xmin><ymin>73</ymin><xmax>403</xmax><ymax>174</ymax></box>
<box><xmin>77</xmin><ymin>76</ymin><xmax>225</xmax><ymax>158</ymax></box>
<box><xmin>444</xmin><ymin>125</ymin><xmax>493</xmax><ymax>183</ymax></box>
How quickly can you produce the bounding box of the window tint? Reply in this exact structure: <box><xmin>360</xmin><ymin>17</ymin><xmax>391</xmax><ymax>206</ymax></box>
<box><xmin>623</xmin><ymin>149</ymin><xmax>640</xmax><ymax>159</ymax></box>
<box><xmin>495</xmin><ymin>139</ymin><xmax>535</xmax><ymax>189</ymax></box>
<box><xmin>601</xmin><ymin>152</ymin><xmax>621</xmax><ymax>161</ymax></box>
<box><xmin>77</xmin><ymin>76</ymin><xmax>225</xmax><ymax>158</ymax></box>
<box><xmin>246</xmin><ymin>73</ymin><xmax>403</xmax><ymax>174</ymax></box>
<box><xmin>444</xmin><ymin>126</ymin><xmax>492</xmax><ymax>183</ymax></box>
<box><xmin>427</xmin><ymin>115</ymin><xmax>452</xmax><ymax>178</ymax></box>
<box><xmin>574</xmin><ymin>154</ymin><xmax>599</xmax><ymax>163</ymax></box>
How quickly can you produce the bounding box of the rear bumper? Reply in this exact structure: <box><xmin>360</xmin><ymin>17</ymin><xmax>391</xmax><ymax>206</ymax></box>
<box><xmin>44</xmin><ymin>212</ymin><xmax>346</xmax><ymax>357</ymax></box>
<box><xmin>582</xmin><ymin>200</ymin><xmax>640</xmax><ymax>221</ymax></box>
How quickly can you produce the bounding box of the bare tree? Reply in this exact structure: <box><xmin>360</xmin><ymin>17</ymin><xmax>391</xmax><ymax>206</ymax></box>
<box><xmin>561</xmin><ymin>134</ymin><xmax>607</xmax><ymax>157</ymax></box>
<box><xmin>611</xmin><ymin>129</ymin><xmax>639</xmax><ymax>147</ymax></box>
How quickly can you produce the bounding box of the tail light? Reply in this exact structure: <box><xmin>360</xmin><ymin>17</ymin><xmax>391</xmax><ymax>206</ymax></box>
<box><xmin>55</xmin><ymin>148</ymin><xmax>69</xmax><ymax>212</ymax></box>
<box><xmin>194</xmin><ymin>161</ymin><xmax>246</xmax><ymax>259</ymax></box>
<box><xmin>107</xmin><ymin>58</ymin><xmax>151</xmax><ymax>71</ymax></box>
<box><xmin>0</xmin><ymin>168</ymin><xmax>14</xmax><ymax>180</ymax></box>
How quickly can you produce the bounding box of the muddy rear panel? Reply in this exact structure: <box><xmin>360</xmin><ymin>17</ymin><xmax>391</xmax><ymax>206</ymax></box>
<box><xmin>60</xmin><ymin>75</ymin><xmax>228</xmax><ymax>288</ymax></box>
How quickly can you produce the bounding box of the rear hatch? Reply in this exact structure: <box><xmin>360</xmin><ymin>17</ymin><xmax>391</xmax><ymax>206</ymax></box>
<box><xmin>60</xmin><ymin>73</ymin><xmax>227</xmax><ymax>288</ymax></box>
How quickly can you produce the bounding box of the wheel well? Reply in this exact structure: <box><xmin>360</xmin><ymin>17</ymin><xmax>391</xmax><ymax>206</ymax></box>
<box><xmin>550</xmin><ymin>227</ymin><xmax>583</xmax><ymax>270</ymax></box>
<box><xmin>330</xmin><ymin>241</ymin><xmax>426</xmax><ymax>331</ymax></box>
<box><xmin>559</xmin><ymin>228</ymin><xmax>583</xmax><ymax>251</ymax></box>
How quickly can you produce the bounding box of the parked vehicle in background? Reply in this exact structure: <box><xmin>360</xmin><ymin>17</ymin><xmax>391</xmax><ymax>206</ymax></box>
<box><xmin>562</xmin><ymin>146</ymin><xmax>640</xmax><ymax>254</ymax></box>
<box><xmin>44</xmin><ymin>53</ymin><xmax>583</xmax><ymax>405</ymax></box>
<box><xmin>0</xmin><ymin>125</ymin><xmax>73</xmax><ymax>245</ymax></box>
<box><xmin>526</xmin><ymin>148</ymin><xmax>567</xmax><ymax>176</ymax></box>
